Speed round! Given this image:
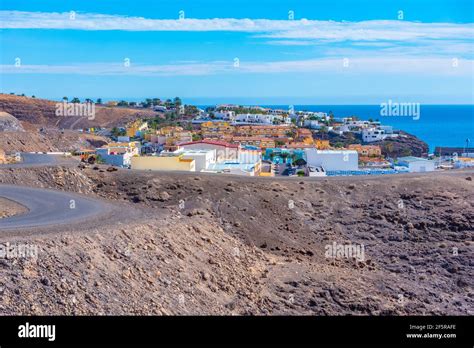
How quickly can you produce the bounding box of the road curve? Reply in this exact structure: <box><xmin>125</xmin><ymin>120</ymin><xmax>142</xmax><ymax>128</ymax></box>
<box><xmin>0</xmin><ymin>184</ymin><xmax>112</xmax><ymax>230</ymax></box>
<box><xmin>0</xmin><ymin>153</ymin><xmax>59</xmax><ymax>168</ymax></box>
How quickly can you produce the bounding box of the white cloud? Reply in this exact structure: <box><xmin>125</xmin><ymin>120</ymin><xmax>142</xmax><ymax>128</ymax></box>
<box><xmin>1</xmin><ymin>11</ymin><xmax>472</xmax><ymax>44</ymax></box>
<box><xmin>2</xmin><ymin>57</ymin><xmax>471</xmax><ymax>76</ymax></box>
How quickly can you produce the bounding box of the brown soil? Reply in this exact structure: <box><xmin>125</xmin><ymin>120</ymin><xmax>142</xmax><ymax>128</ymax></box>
<box><xmin>0</xmin><ymin>94</ymin><xmax>157</xmax><ymax>129</ymax></box>
<box><xmin>0</xmin><ymin>166</ymin><xmax>472</xmax><ymax>315</ymax></box>
<box><xmin>0</xmin><ymin>197</ymin><xmax>28</xmax><ymax>219</ymax></box>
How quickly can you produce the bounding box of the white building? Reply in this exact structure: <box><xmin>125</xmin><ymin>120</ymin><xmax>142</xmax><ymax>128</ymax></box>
<box><xmin>213</xmin><ymin>111</ymin><xmax>235</xmax><ymax>121</ymax></box>
<box><xmin>177</xmin><ymin>149</ymin><xmax>216</xmax><ymax>171</ymax></box>
<box><xmin>303</xmin><ymin>120</ymin><xmax>322</xmax><ymax>129</ymax></box>
<box><xmin>362</xmin><ymin>128</ymin><xmax>387</xmax><ymax>142</ymax></box>
<box><xmin>96</xmin><ymin>144</ymin><xmax>140</xmax><ymax>167</ymax></box>
<box><xmin>234</xmin><ymin>113</ymin><xmax>290</xmax><ymax>125</ymax></box>
<box><xmin>397</xmin><ymin>156</ymin><xmax>435</xmax><ymax>172</ymax></box>
<box><xmin>153</xmin><ymin>105</ymin><xmax>167</xmax><ymax>112</ymax></box>
<box><xmin>178</xmin><ymin>140</ymin><xmax>240</xmax><ymax>161</ymax></box>
<box><xmin>362</xmin><ymin>127</ymin><xmax>398</xmax><ymax>143</ymax></box>
<box><xmin>305</xmin><ymin>149</ymin><xmax>358</xmax><ymax>171</ymax></box>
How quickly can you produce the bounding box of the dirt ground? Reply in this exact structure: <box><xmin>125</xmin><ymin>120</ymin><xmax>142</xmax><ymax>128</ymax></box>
<box><xmin>0</xmin><ymin>166</ymin><xmax>472</xmax><ymax>315</ymax></box>
<box><xmin>0</xmin><ymin>197</ymin><xmax>28</xmax><ymax>219</ymax></box>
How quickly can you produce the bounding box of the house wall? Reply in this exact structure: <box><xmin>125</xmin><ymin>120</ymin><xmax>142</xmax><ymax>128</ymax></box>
<box><xmin>401</xmin><ymin>160</ymin><xmax>435</xmax><ymax>172</ymax></box>
<box><xmin>131</xmin><ymin>156</ymin><xmax>195</xmax><ymax>171</ymax></box>
<box><xmin>180</xmin><ymin>143</ymin><xmax>238</xmax><ymax>161</ymax></box>
<box><xmin>181</xmin><ymin>150</ymin><xmax>216</xmax><ymax>171</ymax></box>
<box><xmin>305</xmin><ymin>149</ymin><xmax>358</xmax><ymax>171</ymax></box>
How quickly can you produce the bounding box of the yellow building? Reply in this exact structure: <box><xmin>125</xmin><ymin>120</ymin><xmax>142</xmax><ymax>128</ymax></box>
<box><xmin>157</xmin><ymin>126</ymin><xmax>193</xmax><ymax>147</ymax></box>
<box><xmin>230</xmin><ymin>136</ymin><xmax>275</xmax><ymax>149</ymax></box>
<box><xmin>234</xmin><ymin>125</ymin><xmax>293</xmax><ymax>138</ymax></box>
<box><xmin>348</xmin><ymin>144</ymin><xmax>382</xmax><ymax>157</ymax></box>
<box><xmin>100</xmin><ymin>141</ymin><xmax>140</xmax><ymax>155</ymax></box>
<box><xmin>200</xmin><ymin>121</ymin><xmax>234</xmax><ymax>138</ymax></box>
<box><xmin>126</xmin><ymin>120</ymin><xmax>148</xmax><ymax>137</ymax></box>
<box><xmin>157</xmin><ymin>126</ymin><xmax>183</xmax><ymax>136</ymax></box>
<box><xmin>131</xmin><ymin>155</ymin><xmax>195</xmax><ymax>171</ymax></box>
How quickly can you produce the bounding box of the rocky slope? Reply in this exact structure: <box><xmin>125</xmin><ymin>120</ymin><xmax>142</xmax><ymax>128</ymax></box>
<box><xmin>0</xmin><ymin>112</ymin><xmax>24</xmax><ymax>132</ymax></box>
<box><xmin>0</xmin><ymin>94</ymin><xmax>157</xmax><ymax>129</ymax></box>
<box><xmin>314</xmin><ymin>130</ymin><xmax>429</xmax><ymax>157</ymax></box>
<box><xmin>0</xmin><ymin>166</ymin><xmax>472</xmax><ymax>315</ymax></box>
<box><xmin>0</xmin><ymin>129</ymin><xmax>108</xmax><ymax>153</ymax></box>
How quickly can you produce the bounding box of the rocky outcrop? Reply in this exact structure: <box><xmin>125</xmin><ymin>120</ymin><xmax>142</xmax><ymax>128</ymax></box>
<box><xmin>0</xmin><ymin>112</ymin><xmax>24</xmax><ymax>132</ymax></box>
<box><xmin>313</xmin><ymin>130</ymin><xmax>429</xmax><ymax>158</ymax></box>
<box><xmin>373</xmin><ymin>131</ymin><xmax>429</xmax><ymax>158</ymax></box>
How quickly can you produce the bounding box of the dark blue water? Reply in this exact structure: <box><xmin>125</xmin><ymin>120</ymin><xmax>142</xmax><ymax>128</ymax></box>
<box><xmin>199</xmin><ymin>104</ymin><xmax>473</xmax><ymax>152</ymax></box>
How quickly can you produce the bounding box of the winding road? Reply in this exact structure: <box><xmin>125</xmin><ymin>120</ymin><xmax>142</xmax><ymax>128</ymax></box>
<box><xmin>0</xmin><ymin>185</ymin><xmax>112</xmax><ymax>230</ymax></box>
<box><xmin>0</xmin><ymin>154</ymin><xmax>114</xmax><ymax>231</ymax></box>
<box><xmin>0</xmin><ymin>153</ymin><xmax>59</xmax><ymax>168</ymax></box>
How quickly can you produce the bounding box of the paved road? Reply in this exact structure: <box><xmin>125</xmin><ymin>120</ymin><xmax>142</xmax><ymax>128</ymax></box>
<box><xmin>0</xmin><ymin>185</ymin><xmax>111</xmax><ymax>230</ymax></box>
<box><xmin>0</xmin><ymin>153</ymin><xmax>60</xmax><ymax>168</ymax></box>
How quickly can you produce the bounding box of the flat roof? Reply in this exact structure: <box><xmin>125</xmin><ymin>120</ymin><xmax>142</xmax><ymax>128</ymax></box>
<box><xmin>305</xmin><ymin>149</ymin><xmax>358</xmax><ymax>154</ymax></box>
<box><xmin>398</xmin><ymin>156</ymin><xmax>432</xmax><ymax>162</ymax></box>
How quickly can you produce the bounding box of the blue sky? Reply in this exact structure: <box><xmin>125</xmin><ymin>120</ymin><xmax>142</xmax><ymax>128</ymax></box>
<box><xmin>0</xmin><ymin>0</ymin><xmax>473</xmax><ymax>104</ymax></box>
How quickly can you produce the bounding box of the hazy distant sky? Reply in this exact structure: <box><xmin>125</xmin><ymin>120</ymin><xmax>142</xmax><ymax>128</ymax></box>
<box><xmin>0</xmin><ymin>0</ymin><xmax>473</xmax><ymax>104</ymax></box>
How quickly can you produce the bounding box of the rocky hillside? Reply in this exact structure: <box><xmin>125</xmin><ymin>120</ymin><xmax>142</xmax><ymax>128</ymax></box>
<box><xmin>374</xmin><ymin>131</ymin><xmax>429</xmax><ymax>158</ymax></box>
<box><xmin>0</xmin><ymin>166</ymin><xmax>472</xmax><ymax>315</ymax></box>
<box><xmin>314</xmin><ymin>130</ymin><xmax>429</xmax><ymax>157</ymax></box>
<box><xmin>0</xmin><ymin>94</ymin><xmax>157</xmax><ymax>129</ymax></box>
<box><xmin>0</xmin><ymin>112</ymin><xmax>24</xmax><ymax>132</ymax></box>
<box><xmin>0</xmin><ymin>129</ymin><xmax>108</xmax><ymax>153</ymax></box>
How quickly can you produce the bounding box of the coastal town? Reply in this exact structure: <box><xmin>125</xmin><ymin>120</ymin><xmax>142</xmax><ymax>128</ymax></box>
<box><xmin>44</xmin><ymin>98</ymin><xmax>472</xmax><ymax>177</ymax></box>
<box><xmin>1</xmin><ymin>1</ymin><xmax>472</xmax><ymax>344</ymax></box>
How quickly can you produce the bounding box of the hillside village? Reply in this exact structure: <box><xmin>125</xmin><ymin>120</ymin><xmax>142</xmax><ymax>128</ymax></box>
<box><xmin>71</xmin><ymin>100</ymin><xmax>473</xmax><ymax>177</ymax></box>
<box><xmin>1</xmin><ymin>95</ymin><xmax>473</xmax><ymax>176</ymax></box>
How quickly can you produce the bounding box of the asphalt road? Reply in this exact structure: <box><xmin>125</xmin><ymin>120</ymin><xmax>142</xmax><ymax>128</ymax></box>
<box><xmin>0</xmin><ymin>153</ymin><xmax>59</xmax><ymax>168</ymax></box>
<box><xmin>0</xmin><ymin>184</ymin><xmax>111</xmax><ymax>230</ymax></box>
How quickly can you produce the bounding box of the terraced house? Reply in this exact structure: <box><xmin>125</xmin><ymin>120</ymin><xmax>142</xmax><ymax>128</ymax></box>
<box><xmin>348</xmin><ymin>144</ymin><xmax>382</xmax><ymax>157</ymax></box>
<box><xmin>200</xmin><ymin>121</ymin><xmax>235</xmax><ymax>139</ymax></box>
<box><xmin>234</xmin><ymin>124</ymin><xmax>293</xmax><ymax>138</ymax></box>
<box><xmin>228</xmin><ymin>136</ymin><xmax>275</xmax><ymax>149</ymax></box>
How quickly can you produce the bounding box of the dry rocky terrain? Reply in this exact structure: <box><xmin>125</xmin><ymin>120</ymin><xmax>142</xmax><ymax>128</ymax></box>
<box><xmin>0</xmin><ymin>94</ymin><xmax>157</xmax><ymax>129</ymax></box>
<box><xmin>0</xmin><ymin>197</ymin><xmax>28</xmax><ymax>219</ymax></box>
<box><xmin>0</xmin><ymin>165</ymin><xmax>472</xmax><ymax>315</ymax></box>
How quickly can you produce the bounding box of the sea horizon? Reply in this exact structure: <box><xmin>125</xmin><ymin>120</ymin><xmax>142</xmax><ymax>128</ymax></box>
<box><xmin>15</xmin><ymin>94</ymin><xmax>472</xmax><ymax>153</ymax></box>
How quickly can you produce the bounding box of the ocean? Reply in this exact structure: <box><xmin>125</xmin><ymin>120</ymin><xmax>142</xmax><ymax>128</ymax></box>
<box><xmin>199</xmin><ymin>104</ymin><xmax>473</xmax><ymax>153</ymax></box>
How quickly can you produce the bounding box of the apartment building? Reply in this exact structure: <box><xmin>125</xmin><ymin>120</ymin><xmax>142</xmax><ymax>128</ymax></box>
<box><xmin>348</xmin><ymin>144</ymin><xmax>382</xmax><ymax>157</ymax></box>
<box><xmin>200</xmin><ymin>121</ymin><xmax>235</xmax><ymax>138</ymax></box>
<box><xmin>230</xmin><ymin>136</ymin><xmax>275</xmax><ymax>149</ymax></box>
<box><xmin>234</xmin><ymin>125</ymin><xmax>293</xmax><ymax>138</ymax></box>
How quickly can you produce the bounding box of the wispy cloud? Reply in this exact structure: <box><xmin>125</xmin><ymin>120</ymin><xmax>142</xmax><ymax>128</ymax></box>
<box><xmin>2</xmin><ymin>57</ymin><xmax>471</xmax><ymax>76</ymax></box>
<box><xmin>1</xmin><ymin>11</ymin><xmax>473</xmax><ymax>43</ymax></box>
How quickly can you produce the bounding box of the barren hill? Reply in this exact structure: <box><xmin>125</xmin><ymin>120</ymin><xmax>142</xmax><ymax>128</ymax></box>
<box><xmin>0</xmin><ymin>94</ymin><xmax>157</xmax><ymax>129</ymax></box>
<box><xmin>0</xmin><ymin>112</ymin><xmax>24</xmax><ymax>132</ymax></box>
<box><xmin>0</xmin><ymin>165</ymin><xmax>472</xmax><ymax>315</ymax></box>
